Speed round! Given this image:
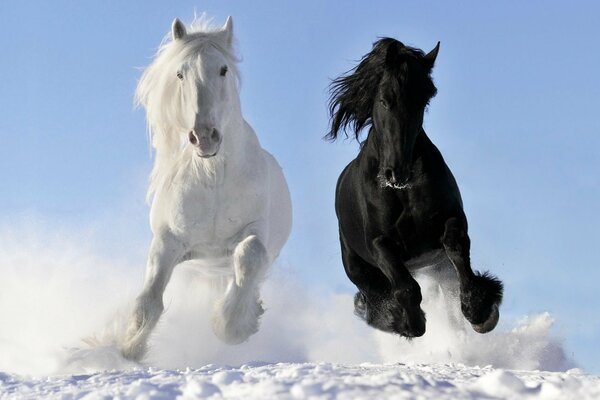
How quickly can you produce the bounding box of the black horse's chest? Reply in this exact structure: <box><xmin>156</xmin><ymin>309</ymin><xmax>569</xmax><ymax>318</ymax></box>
<box><xmin>337</xmin><ymin>148</ymin><xmax>462</xmax><ymax>266</ymax></box>
<box><xmin>376</xmin><ymin>179</ymin><xmax>446</xmax><ymax>257</ymax></box>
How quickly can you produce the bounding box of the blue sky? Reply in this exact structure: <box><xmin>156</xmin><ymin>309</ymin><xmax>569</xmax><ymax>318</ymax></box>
<box><xmin>1</xmin><ymin>1</ymin><xmax>599</xmax><ymax>372</ymax></box>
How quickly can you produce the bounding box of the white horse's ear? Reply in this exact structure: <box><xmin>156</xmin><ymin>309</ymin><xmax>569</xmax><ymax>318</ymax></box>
<box><xmin>221</xmin><ymin>16</ymin><xmax>234</xmax><ymax>46</ymax></box>
<box><xmin>172</xmin><ymin>18</ymin><xmax>187</xmax><ymax>40</ymax></box>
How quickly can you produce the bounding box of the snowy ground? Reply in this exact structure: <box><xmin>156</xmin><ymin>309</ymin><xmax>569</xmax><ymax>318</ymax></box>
<box><xmin>2</xmin><ymin>228</ymin><xmax>600</xmax><ymax>398</ymax></box>
<box><xmin>2</xmin><ymin>362</ymin><xmax>600</xmax><ymax>399</ymax></box>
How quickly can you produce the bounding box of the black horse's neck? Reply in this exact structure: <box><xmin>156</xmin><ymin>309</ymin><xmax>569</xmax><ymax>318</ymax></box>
<box><xmin>358</xmin><ymin>127</ymin><xmax>431</xmax><ymax>182</ymax></box>
<box><xmin>359</xmin><ymin>128</ymin><xmax>381</xmax><ymax>173</ymax></box>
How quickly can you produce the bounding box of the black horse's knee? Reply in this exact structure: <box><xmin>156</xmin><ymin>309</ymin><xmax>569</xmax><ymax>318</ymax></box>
<box><xmin>393</xmin><ymin>279</ymin><xmax>423</xmax><ymax>306</ymax></box>
<box><xmin>442</xmin><ymin>217</ymin><xmax>469</xmax><ymax>255</ymax></box>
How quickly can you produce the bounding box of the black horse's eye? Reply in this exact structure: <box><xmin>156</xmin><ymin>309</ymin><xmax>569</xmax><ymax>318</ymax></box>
<box><xmin>176</xmin><ymin>71</ymin><xmax>184</xmax><ymax>80</ymax></box>
<box><xmin>220</xmin><ymin>65</ymin><xmax>228</xmax><ymax>77</ymax></box>
<box><xmin>379</xmin><ymin>98</ymin><xmax>389</xmax><ymax>109</ymax></box>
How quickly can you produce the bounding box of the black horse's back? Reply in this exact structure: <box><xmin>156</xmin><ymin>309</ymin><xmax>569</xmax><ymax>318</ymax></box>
<box><xmin>327</xmin><ymin>38</ymin><xmax>503</xmax><ymax>339</ymax></box>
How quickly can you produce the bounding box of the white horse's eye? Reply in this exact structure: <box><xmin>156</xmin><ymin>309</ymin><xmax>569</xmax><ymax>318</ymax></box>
<box><xmin>176</xmin><ymin>71</ymin><xmax>184</xmax><ymax>80</ymax></box>
<box><xmin>220</xmin><ymin>65</ymin><xmax>228</xmax><ymax>77</ymax></box>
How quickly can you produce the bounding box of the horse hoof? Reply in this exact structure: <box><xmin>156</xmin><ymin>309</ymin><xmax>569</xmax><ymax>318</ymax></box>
<box><xmin>393</xmin><ymin>306</ymin><xmax>426</xmax><ymax>338</ymax></box>
<box><xmin>212</xmin><ymin>294</ymin><xmax>264</xmax><ymax>345</ymax></box>
<box><xmin>121</xmin><ymin>340</ymin><xmax>147</xmax><ymax>362</ymax></box>
<box><xmin>404</xmin><ymin>314</ymin><xmax>426</xmax><ymax>338</ymax></box>
<box><xmin>471</xmin><ymin>303</ymin><xmax>499</xmax><ymax>333</ymax></box>
<box><xmin>402</xmin><ymin>327</ymin><xmax>426</xmax><ymax>338</ymax></box>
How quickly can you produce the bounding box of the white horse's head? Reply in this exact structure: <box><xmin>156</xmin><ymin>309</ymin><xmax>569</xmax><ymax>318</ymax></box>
<box><xmin>137</xmin><ymin>16</ymin><xmax>240</xmax><ymax>162</ymax></box>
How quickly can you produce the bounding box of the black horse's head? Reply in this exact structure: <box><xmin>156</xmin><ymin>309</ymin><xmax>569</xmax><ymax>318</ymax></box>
<box><xmin>327</xmin><ymin>38</ymin><xmax>439</xmax><ymax>188</ymax></box>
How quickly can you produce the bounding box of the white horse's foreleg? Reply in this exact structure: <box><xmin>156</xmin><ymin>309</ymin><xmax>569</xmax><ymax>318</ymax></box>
<box><xmin>122</xmin><ymin>233</ymin><xmax>184</xmax><ymax>360</ymax></box>
<box><xmin>212</xmin><ymin>234</ymin><xmax>269</xmax><ymax>344</ymax></box>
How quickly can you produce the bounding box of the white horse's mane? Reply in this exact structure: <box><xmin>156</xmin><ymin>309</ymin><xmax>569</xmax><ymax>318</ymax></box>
<box><xmin>122</xmin><ymin>15</ymin><xmax>292</xmax><ymax>360</ymax></box>
<box><xmin>136</xmin><ymin>14</ymin><xmax>241</xmax><ymax>200</ymax></box>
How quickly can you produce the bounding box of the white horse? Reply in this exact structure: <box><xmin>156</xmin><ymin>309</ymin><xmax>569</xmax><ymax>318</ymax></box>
<box><xmin>121</xmin><ymin>16</ymin><xmax>292</xmax><ymax>361</ymax></box>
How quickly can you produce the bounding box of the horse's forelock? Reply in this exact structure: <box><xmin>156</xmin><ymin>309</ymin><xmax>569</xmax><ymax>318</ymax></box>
<box><xmin>326</xmin><ymin>39</ymin><xmax>391</xmax><ymax>141</ymax></box>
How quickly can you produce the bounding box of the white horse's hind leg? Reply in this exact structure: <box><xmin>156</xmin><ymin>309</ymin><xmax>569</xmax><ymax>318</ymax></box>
<box><xmin>212</xmin><ymin>235</ymin><xmax>268</xmax><ymax>344</ymax></box>
<box><xmin>121</xmin><ymin>233</ymin><xmax>184</xmax><ymax>360</ymax></box>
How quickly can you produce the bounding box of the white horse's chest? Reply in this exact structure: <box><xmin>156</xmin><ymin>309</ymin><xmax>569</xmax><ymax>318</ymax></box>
<box><xmin>151</xmin><ymin>161</ymin><xmax>266</xmax><ymax>247</ymax></box>
<box><xmin>181</xmin><ymin>182</ymin><xmax>261</xmax><ymax>236</ymax></box>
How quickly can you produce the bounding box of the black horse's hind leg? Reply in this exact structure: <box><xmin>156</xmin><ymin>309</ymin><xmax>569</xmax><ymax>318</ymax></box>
<box><xmin>340</xmin><ymin>235</ymin><xmax>424</xmax><ymax>336</ymax></box>
<box><xmin>442</xmin><ymin>217</ymin><xmax>503</xmax><ymax>333</ymax></box>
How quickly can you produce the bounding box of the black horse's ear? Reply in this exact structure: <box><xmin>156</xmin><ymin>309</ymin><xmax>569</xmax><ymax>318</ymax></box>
<box><xmin>424</xmin><ymin>41</ymin><xmax>440</xmax><ymax>69</ymax></box>
<box><xmin>172</xmin><ymin>18</ymin><xmax>187</xmax><ymax>40</ymax></box>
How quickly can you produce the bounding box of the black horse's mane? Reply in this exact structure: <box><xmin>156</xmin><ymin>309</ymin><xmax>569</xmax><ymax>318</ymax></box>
<box><xmin>327</xmin><ymin>37</ymin><xmax>504</xmax><ymax>341</ymax></box>
<box><xmin>326</xmin><ymin>38</ymin><xmax>437</xmax><ymax>141</ymax></box>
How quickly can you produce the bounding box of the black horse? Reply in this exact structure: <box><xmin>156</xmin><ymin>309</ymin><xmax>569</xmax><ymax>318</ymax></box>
<box><xmin>327</xmin><ymin>38</ymin><xmax>503</xmax><ymax>338</ymax></box>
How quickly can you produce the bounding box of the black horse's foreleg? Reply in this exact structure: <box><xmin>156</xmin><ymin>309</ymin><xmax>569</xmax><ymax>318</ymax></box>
<box><xmin>340</xmin><ymin>237</ymin><xmax>400</xmax><ymax>333</ymax></box>
<box><xmin>367</xmin><ymin>236</ymin><xmax>426</xmax><ymax>337</ymax></box>
<box><xmin>442</xmin><ymin>217</ymin><xmax>503</xmax><ymax>333</ymax></box>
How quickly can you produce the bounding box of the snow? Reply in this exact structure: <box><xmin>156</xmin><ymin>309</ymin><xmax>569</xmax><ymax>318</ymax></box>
<box><xmin>2</xmin><ymin>363</ymin><xmax>600</xmax><ymax>399</ymax></box>
<box><xmin>2</xmin><ymin>227</ymin><xmax>600</xmax><ymax>398</ymax></box>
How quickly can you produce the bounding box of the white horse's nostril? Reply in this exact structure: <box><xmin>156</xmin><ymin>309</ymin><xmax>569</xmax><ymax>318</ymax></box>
<box><xmin>211</xmin><ymin>129</ymin><xmax>220</xmax><ymax>141</ymax></box>
<box><xmin>189</xmin><ymin>131</ymin><xmax>198</xmax><ymax>145</ymax></box>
